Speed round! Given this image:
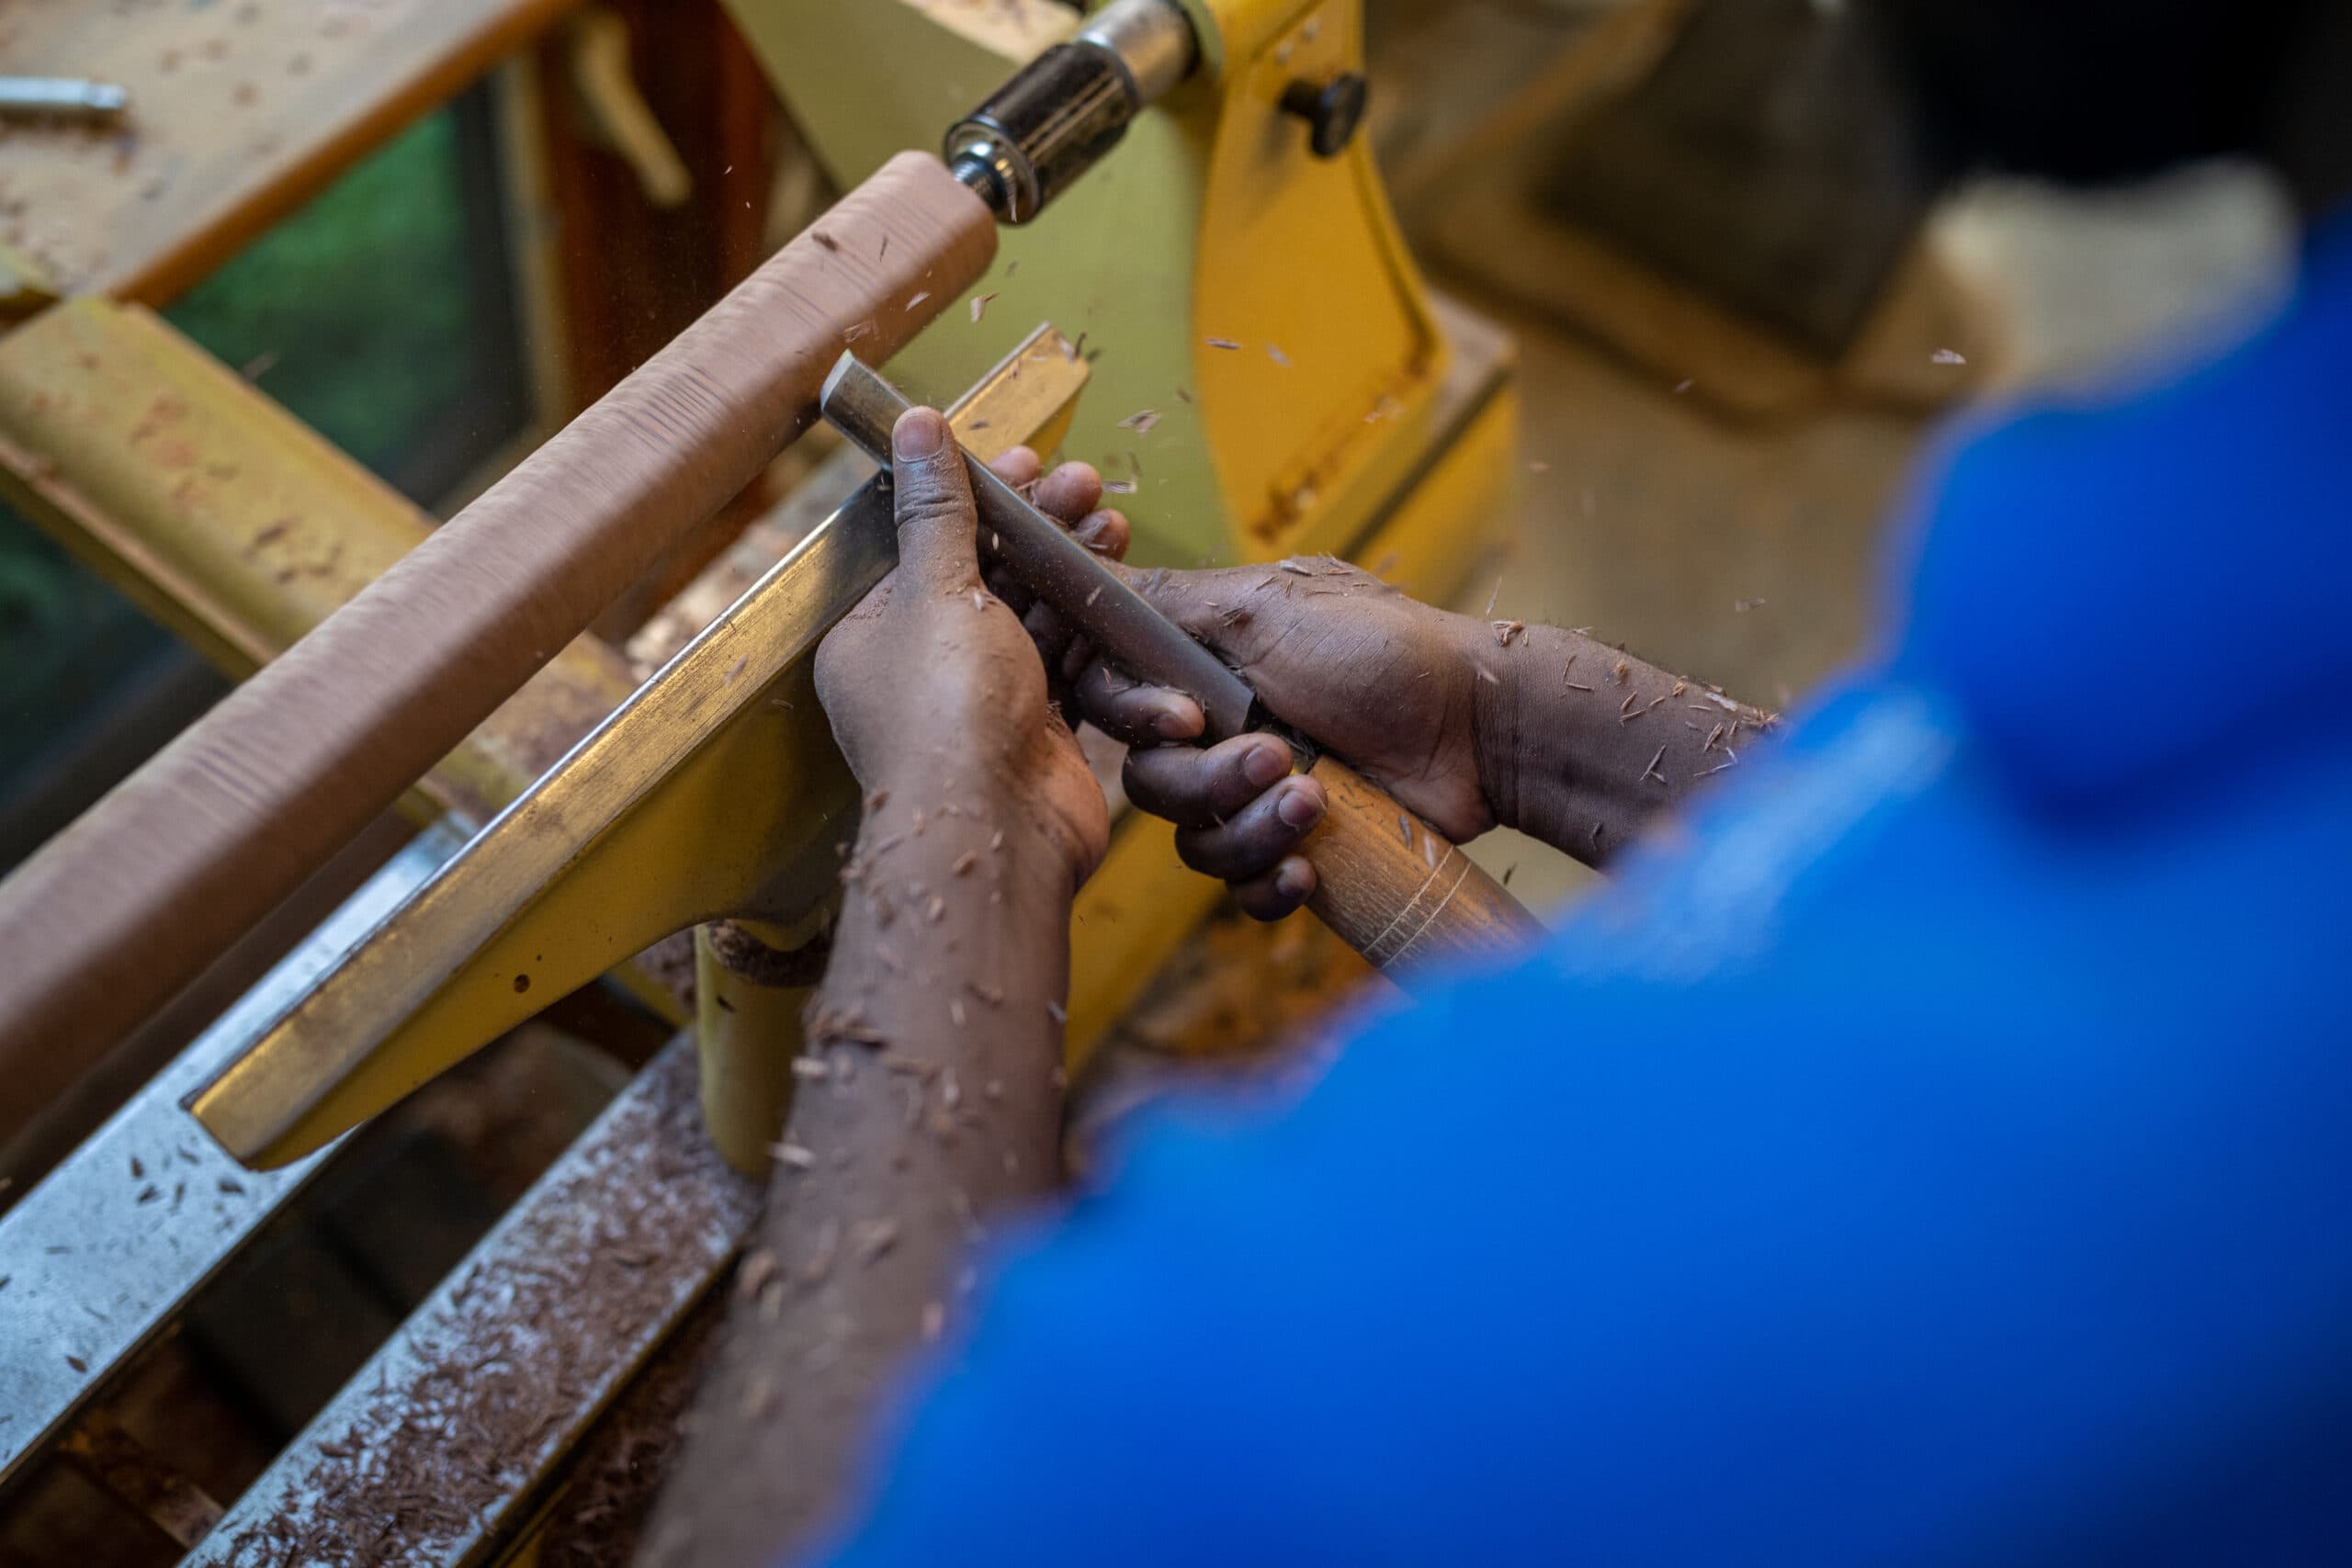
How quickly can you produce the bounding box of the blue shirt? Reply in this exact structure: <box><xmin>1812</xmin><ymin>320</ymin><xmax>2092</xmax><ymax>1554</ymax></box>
<box><xmin>816</xmin><ymin>206</ymin><xmax>2352</xmax><ymax>1565</ymax></box>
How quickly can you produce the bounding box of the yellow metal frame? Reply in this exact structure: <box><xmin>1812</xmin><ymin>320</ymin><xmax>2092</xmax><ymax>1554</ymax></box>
<box><xmin>730</xmin><ymin>0</ymin><xmax>1453</xmax><ymax>568</ymax></box>
<box><xmin>694</xmin><ymin>912</ymin><xmax>831</xmax><ymax>1172</ymax></box>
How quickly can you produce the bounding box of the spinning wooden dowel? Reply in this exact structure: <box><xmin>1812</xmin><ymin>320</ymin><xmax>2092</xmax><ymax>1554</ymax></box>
<box><xmin>0</xmin><ymin>152</ymin><xmax>996</xmax><ymax>1122</ymax></box>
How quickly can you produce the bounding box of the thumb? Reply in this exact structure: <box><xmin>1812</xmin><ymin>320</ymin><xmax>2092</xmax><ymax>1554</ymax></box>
<box><xmin>889</xmin><ymin>407</ymin><xmax>978</xmax><ymax>595</ymax></box>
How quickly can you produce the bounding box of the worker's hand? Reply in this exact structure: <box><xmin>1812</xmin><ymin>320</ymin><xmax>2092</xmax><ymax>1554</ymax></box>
<box><xmin>1070</xmin><ymin>559</ymin><xmax>1498</xmax><ymax>920</ymax></box>
<box><xmin>815</xmin><ymin>409</ymin><xmax>1110</xmax><ymax>884</ymax></box>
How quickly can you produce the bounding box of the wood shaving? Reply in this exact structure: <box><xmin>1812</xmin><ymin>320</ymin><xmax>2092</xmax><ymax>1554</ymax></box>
<box><xmin>804</xmin><ymin>1220</ymin><xmax>839</xmax><ymax>1283</ymax></box>
<box><xmin>736</xmin><ymin>1249</ymin><xmax>780</xmax><ymax>1303</ymax></box>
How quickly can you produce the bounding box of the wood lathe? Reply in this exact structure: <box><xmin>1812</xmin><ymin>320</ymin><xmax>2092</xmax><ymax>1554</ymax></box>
<box><xmin>0</xmin><ymin>1</ymin><xmax>1521</xmax><ymax>1556</ymax></box>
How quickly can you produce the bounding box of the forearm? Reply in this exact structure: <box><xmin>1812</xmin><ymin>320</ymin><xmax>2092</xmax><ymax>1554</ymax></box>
<box><xmin>1471</xmin><ymin>623</ymin><xmax>1776</xmax><ymax>864</ymax></box>
<box><xmin>641</xmin><ymin>784</ymin><xmax>1075</xmax><ymax>1568</ymax></box>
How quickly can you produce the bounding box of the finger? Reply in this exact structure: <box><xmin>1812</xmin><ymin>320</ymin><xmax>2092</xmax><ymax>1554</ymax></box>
<box><xmin>1232</xmin><ymin>856</ymin><xmax>1316</xmax><ymax>922</ymax></box>
<box><xmin>1032</xmin><ymin>461</ymin><xmax>1102</xmax><ymax>525</ymax></box>
<box><xmin>1123</xmin><ymin>734</ymin><xmax>1295</xmax><ymax>829</ymax></box>
<box><xmin>1023</xmin><ymin>598</ymin><xmax>1072</xmax><ymax>670</ymax></box>
<box><xmin>1069</xmin><ymin>507</ymin><xmax>1129</xmax><ymax>560</ymax></box>
<box><xmin>889</xmin><ymin>407</ymin><xmax>978</xmax><ymax>596</ymax></box>
<box><xmin>1172</xmin><ymin>775</ymin><xmax>1327</xmax><ymax>882</ymax></box>
<box><xmin>1059</xmin><ymin>633</ymin><xmax>1095</xmax><ymax>688</ymax></box>
<box><xmin>1072</xmin><ymin>660</ymin><xmax>1204</xmax><ymax>746</ymax></box>
<box><xmin>984</xmin><ymin>558</ymin><xmax>1034</xmax><ymax>619</ymax></box>
<box><xmin>986</xmin><ymin>445</ymin><xmax>1044</xmax><ymax>493</ymax></box>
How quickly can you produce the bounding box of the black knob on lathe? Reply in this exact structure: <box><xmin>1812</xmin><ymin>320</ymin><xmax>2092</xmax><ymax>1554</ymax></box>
<box><xmin>1279</xmin><ymin>72</ymin><xmax>1368</xmax><ymax>159</ymax></box>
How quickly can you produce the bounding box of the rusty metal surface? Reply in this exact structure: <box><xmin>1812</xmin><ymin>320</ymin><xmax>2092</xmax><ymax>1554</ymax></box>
<box><xmin>186</xmin><ymin>1036</ymin><xmax>758</xmax><ymax>1567</ymax></box>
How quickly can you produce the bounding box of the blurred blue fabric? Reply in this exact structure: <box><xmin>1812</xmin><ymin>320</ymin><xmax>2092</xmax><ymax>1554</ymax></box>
<box><xmin>812</xmin><ymin>203</ymin><xmax>2352</xmax><ymax>1566</ymax></box>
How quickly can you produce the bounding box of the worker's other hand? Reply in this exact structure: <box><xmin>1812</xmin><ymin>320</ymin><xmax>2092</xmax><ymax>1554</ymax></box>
<box><xmin>815</xmin><ymin>409</ymin><xmax>1110</xmax><ymax>885</ymax></box>
<box><xmin>1075</xmin><ymin>558</ymin><xmax>1498</xmax><ymax>921</ymax></box>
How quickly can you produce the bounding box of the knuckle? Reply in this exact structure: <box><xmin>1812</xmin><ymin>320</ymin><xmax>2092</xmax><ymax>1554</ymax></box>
<box><xmin>895</xmin><ymin>491</ymin><xmax>970</xmax><ymax>529</ymax></box>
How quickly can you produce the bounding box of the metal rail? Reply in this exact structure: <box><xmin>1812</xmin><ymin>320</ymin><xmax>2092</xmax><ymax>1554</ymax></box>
<box><xmin>0</xmin><ymin>820</ymin><xmax>468</xmax><ymax>1485</ymax></box>
<box><xmin>183</xmin><ymin>1035</ymin><xmax>758</xmax><ymax>1566</ymax></box>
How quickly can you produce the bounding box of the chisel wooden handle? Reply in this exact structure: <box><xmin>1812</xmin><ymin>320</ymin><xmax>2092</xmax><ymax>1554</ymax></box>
<box><xmin>1298</xmin><ymin>756</ymin><xmax>1545</xmax><ymax>975</ymax></box>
